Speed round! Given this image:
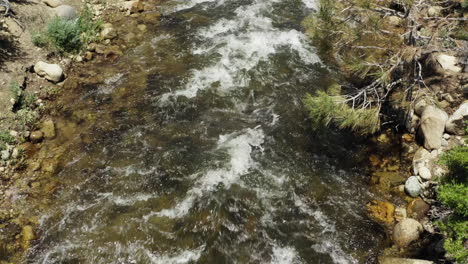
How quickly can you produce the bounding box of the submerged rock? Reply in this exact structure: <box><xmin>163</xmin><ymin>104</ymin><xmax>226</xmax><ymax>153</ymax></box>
<box><xmin>419</xmin><ymin>106</ymin><xmax>448</xmax><ymax>150</ymax></box>
<box><xmin>34</xmin><ymin>61</ymin><xmax>64</xmax><ymax>83</ymax></box>
<box><xmin>405</xmin><ymin>176</ymin><xmax>421</xmax><ymax>198</ymax></box>
<box><xmin>392</xmin><ymin>218</ymin><xmax>423</xmax><ymax>247</ymax></box>
<box><xmin>21</xmin><ymin>225</ymin><xmax>35</xmax><ymax>249</ymax></box>
<box><xmin>41</xmin><ymin>119</ymin><xmax>56</xmax><ymax>139</ymax></box>
<box><xmin>367</xmin><ymin>200</ymin><xmax>395</xmax><ymax>226</ymax></box>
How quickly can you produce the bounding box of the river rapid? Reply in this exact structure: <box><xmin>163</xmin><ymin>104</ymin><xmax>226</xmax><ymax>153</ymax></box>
<box><xmin>29</xmin><ymin>0</ymin><xmax>385</xmax><ymax>263</ymax></box>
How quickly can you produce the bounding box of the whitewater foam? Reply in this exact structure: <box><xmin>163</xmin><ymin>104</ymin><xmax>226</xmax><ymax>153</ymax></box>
<box><xmin>146</xmin><ymin>127</ymin><xmax>264</xmax><ymax>219</ymax></box>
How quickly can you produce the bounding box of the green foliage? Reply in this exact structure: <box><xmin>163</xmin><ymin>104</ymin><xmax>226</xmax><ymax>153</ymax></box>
<box><xmin>16</xmin><ymin>109</ymin><xmax>39</xmax><ymax>129</ymax></box>
<box><xmin>437</xmin><ymin>147</ymin><xmax>468</xmax><ymax>263</ymax></box>
<box><xmin>438</xmin><ymin>183</ymin><xmax>468</xmax><ymax>216</ymax></box>
<box><xmin>47</xmin><ymin>17</ymin><xmax>82</xmax><ymax>52</ymax></box>
<box><xmin>33</xmin><ymin>6</ymin><xmax>102</xmax><ymax>53</ymax></box>
<box><xmin>440</xmin><ymin>146</ymin><xmax>468</xmax><ymax>183</ymax></box>
<box><xmin>31</xmin><ymin>32</ymin><xmax>49</xmax><ymax>48</ymax></box>
<box><xmin>0</xmin><ymin>131</ymin><xmax>15</xmax><ymax>151</ymax></box>
<box><xmin>9</xmin><ymin>81</ymin><xmax>21</xmax><ymax>102</ymax></box>
<box><xmin>304</xmin><ymin>91</ymin><xmax>380</xmax><ymax>135</ymax></box>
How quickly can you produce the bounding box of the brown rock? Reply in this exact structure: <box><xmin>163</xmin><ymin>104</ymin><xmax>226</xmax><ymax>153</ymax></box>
<box><xmin>393</xmin><ymin>218</ymin><xmax>423</xmax><ymax>247</ymax></box>
<box><xmin>30</xmin><ymin>131</ymin><xmax>44</xmax><ymax>143</ymax></box>
<box><xmin>84</xmin><ymin>51</ymin><xmax>93</xmax><ymax>61</ymax></box>
<box><xmin>407</xmin><ymin>199</ymin><xmax>430</xmax><ymax>220</ymax></box>
<box><xmin>367</xmin><ymin>200</ymin><xmax>395</xmax><ymax>226</ymax></box>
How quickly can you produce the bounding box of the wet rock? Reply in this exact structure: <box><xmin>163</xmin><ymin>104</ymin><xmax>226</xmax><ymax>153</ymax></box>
<box><xmin>100</xmin><ymin>23</ymin><xmax>117</xmax><ymax>39</ymax></box>
<box><xmin>41</xmin><ymin>119</ymin><xmax>56</xmax><ymax>139</ymax></box>
<box><xmin>34</xmin><ymin>61</ymin><xmax>64</xmax><ymax>83</ymax></box>
<box><xmin>84</xmin><ymin>51</ymin><xmax>93</xmax><ymax>61</ymax></box>
<box><xmin>42</xmin><ymin>0</ymin><xmax>63</xmax><ymax>8</ymax></box>
<box><xmin>30</xmin><ymin>131</ymin><xmax>44</xmax><ymax>143</ymax></box>
<box><xmin>446</xmin><ymin>102</ymin><xmax>468</xmax><ymax>135</ymax></box>
<box><xmin>367</xmin><ymin>200</ymin><xmax>395</xmax><ymax>226</ymax></box>
<box><xmin>21</xmin><ymin>225</ymin><xmax>35</xmax><ymax>249</ymax></box>
<box><xmin>137</xmin><ymin>24</ymin><xmax>147</xmax><ymax>31</ymax></box>
<box><xmin>392</xmin><ymin>218</ymin><xmax>423</xmax><ymax>247</ymax></box>
<box><xmin>407</xmin><ymin>199</ymin><xmax>430</xmax><ymax>220</ymax></box>
<box><xmin>54</xmin><ymin>5</ymin><xmax>77</xmax><ymax>20</ymax></box>
<box><xmin>435</xmin><ymin>54</ymin><xmax>461</xmax><ymax>73</ymax></box>
<box><xmin>420</xmin><ymin>106</ymin><xmax>448</xmax><ymax>150</ymax></box>
<box><xmin>395</xmin><ymin>207</ymin><xmax>407</xmax><ymax>222</ymax></box>
<box><xmin>418</xmin><ymin>167</ymin><xmax>432</xmax><ymax>181</ymax></box>
<box><xmin>379</xmin><ymin>257</ymin><xmax>434</xmax><ymax>264</ymax></box>
<box><xmin>405</xmin><ymin>176</ymin><xmax>421</xmax><ymax>198</ymax></box>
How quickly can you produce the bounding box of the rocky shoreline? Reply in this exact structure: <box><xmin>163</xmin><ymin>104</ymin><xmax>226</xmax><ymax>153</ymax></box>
<box><xmin>0</xmin><ymin>0</ymin><xmax>162</xmax><ymax>261</ymax></box>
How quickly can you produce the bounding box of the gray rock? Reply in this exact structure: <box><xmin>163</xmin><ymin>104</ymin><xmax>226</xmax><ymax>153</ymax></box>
<box><xmin>446</xmin><ymin>102</ymin><xmax>468</xmax><ymax>135</ymax></box>
<box><xmin>414</xmin><ymin>98</ymin><xmax>428</xmax><ymax>116</ymax></box>
<box><xmin>413</xmin><ymin>147</ymin><xmax>431</xmax><ymax>175</ymax></box>
<box><xmin>418</xmin><ymin>167</ymin><xmax>432</xmax><ymax>181</ymax></box>
<box><xmin>54</xmin><ymin>5</ymin><xmax>77</xmax><ymax>20</ymax></box>
<box><xmin>405</xmin><ymin>176</ymin><xmax>421</xmax><ymax>197</ymax></box>
<box><xmin>392</xmin><ymin>218</ymin><xmax>423</xmax><ymax>247</ymax></box>
<box><xmin>1</xmin><ymin>150</ymin><xmax>10</xmax><ymax>161</ymax></box>
<box><xmin>42</xmin><ymin>0</ymin><xmax>63</xmax><ymax>7</ymax></box>
<box><xmin>100</xmin><ymin>26</ymin><xmax>117</xmax><ymax>40</ymax></box>
<box><xmin>420</xmin><ymin>106</ymin><xmax>448</xmax><ymax>150</ymax></box>
<box><xmin>379</xmin><ymin>257</ymin><xmax>434</xmax><ymax>264</ymax></box>
<box><xmin>436</xmin><ymin>54</ymin><xmax>462</xmax><ymax>73</ymax></box>
<box><xmin>11</xmin><ymin>148</ymin><xmax>19</xmax><ymax>159</ymax></box>
<box><xmin>34</xmin><ymin>61</ymin><xmax>63</xmax><ymax>83</ymax></box>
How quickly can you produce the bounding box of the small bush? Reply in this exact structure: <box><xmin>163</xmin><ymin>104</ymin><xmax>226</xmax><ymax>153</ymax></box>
<box><xmin>47</xmin><ymin>17</ymin><xmax>82</xmax><ymax>52</ymax></box>
<box><xmin>437</xmin><ymin>147</ymin><xmax>468</xmax><ymax>263</ymax></box>
<box><xmin>0</xmin><ymin>131</ymin><xmax>16</xmax><ymax>151</ymax></box>
<box><xmin>33</xmin><ymin>6</ymin><xmax>102</xmax><ymax>53</ymax></box>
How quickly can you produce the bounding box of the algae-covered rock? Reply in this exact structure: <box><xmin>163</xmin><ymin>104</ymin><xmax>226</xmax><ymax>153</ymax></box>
<box><xmin>367</xmin><ymin>200</ymin><xmax>395</xmax><ymax>226</ymax></box>
<box><xmin>41</xmin><ymin>119</ymin><xmax>56</xmax><ymax>139</ymax></box>
<box><xmin>21</xmin><ymin>225</ymin><xmax>35</xmax><ymax>249</ymax></box>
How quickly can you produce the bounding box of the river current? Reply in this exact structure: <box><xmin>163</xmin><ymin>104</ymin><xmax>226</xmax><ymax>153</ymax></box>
<box><xmin>29</xmin><ymin>0</ymin><xmax>385</xmax><ymax>263</ymax></box>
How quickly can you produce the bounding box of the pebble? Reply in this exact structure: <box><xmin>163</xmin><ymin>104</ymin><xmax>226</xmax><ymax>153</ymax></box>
<box><xmin>405</xmin><ymin>176</ymin><xmax>422</xmax><ymax>198</ymax></box>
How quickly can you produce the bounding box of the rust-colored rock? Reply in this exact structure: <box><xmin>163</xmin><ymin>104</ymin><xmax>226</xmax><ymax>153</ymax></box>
<box><xmin>407</xmin><ymin>199</ymin><xmax>430</xmax><ymax>220</ymax></box>
<box><xmin>367</xmin><ymin>200</ymin><xmax>395</xmax><ymax>226</ymax></box>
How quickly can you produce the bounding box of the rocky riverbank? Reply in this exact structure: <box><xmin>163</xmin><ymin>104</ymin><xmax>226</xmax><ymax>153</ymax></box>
<box><xmin>0</xmin><ymin>0</ymin><xmax>164</xmax><ymax>262</ymax></box>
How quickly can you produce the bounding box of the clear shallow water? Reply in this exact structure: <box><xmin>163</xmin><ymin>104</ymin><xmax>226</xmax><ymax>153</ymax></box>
<box><xmin>29</xmin><ymin>0</ymin><xmax>384</xmax><ymax>263</ymax></box>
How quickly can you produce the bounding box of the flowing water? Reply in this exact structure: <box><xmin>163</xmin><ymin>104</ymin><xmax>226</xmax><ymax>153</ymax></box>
<box><xmin>29</xmin><ymin>0</ymin><xmax>385</xmax><ymax>263</ymax></box>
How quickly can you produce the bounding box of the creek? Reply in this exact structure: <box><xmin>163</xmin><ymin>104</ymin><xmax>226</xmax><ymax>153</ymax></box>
<box><xmin>30</xmin><ymin>0</ymin><xmax>385</xmax><ymax>263</ymax></box>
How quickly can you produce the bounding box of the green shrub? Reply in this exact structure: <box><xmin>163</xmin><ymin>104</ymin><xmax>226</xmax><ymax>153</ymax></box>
<box><xmin>9</xmin><ymin>81</ymin><xmax>21</xmax><ymax>103</ymax></box>
<box><xmin>438</xmin><ymin>183</ymin><xmax>468</xmax><ymax>217</ymax></box>
<box><xmin>437</xmin><ymin>147</ymin><xmax>468</xmax><ymax>263</ymax></box>
<box><xmin>47</xmin><ymin>17</ymin><xmax>82</xmax><ymax>52</ymax></box>
<box><xmin>33</xmin><ymin>6</ymin><xmax>102</xmax><ymax>53</ymax></box>
<box><xmin>440</xmin><ymin>146</ymin><xmax>468</xmax><ymax>183</ymax></box>
<box><xmin>0</xmin><ymin>131</ymin><xmax>16</xmax><ymax>151</ymax></box>
<box><xmin>31</xmin><ymin>32</ymin><xmax>49</xmax><ymax>48</ymax></box>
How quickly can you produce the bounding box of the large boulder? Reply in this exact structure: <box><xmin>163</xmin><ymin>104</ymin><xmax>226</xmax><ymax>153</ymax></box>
<box><xmin>379</xmin><ymin>257</ymin><xmax>434</xmax><ymax>264</ymax></box>
<box><xmin>54</xmin><ymin>5</ymin><xmax>77</xmax><ymax>20</ymax></box>
<box><xmin>405</xmin><ymin>176</ymin><xmax>421</xmax><ymax>198</ymax></box>
<box><xmin>42</xmin><ymin>0</ymin><xmax>63</xmax><ymax>8</ymax></box>
<box><xmin>446</xmin><ymin>102</ymin><xmax>468</xmax><ymax>135</ymax></box>
<box><xmin>393</xmin><ymin>218</ymin><xmax>423</xmax><ymax>247</ymax></box>
<box><xmin>435</xmin><ymin>54</ymin><xmax>462</xmax><ymax>73</ymax></box>
<box><xmin>420</xmin><ymin>106</ymin><xmax>448</xmax><ymax>150</ymax></box>
<box><xmin>34</xmin><ymin>61</ymin><xmax>63</xmax><ymax>83</ymax></box>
